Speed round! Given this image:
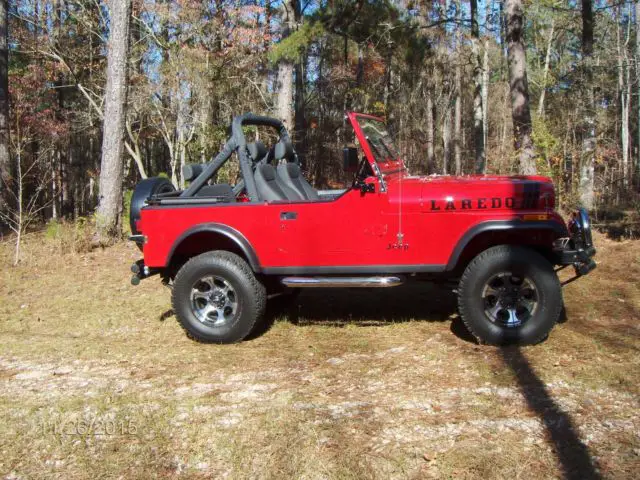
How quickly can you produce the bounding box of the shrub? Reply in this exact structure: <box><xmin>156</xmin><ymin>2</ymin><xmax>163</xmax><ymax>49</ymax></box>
<box><xmin>45</xmin><ymin>217</ymin><xmax>94</xmax><ymax>254</ymax></box>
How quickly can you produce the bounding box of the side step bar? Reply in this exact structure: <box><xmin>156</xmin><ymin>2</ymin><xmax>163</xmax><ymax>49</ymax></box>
<box><xmin>281</xmin><ymin>276</ymin><xmax>404</xmax><ymax>289</ymax></box>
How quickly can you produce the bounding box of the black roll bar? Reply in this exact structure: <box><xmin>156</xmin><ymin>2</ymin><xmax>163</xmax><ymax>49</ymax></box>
<box><xmin>231</xmin><ymin>114</ymin><xmax>290</xmax><ymax>202</ymax></box>
<box><xmin>181</xmin><ymin>113</ymin><xmax>291</xmax><ymax>201</ymax></box>
<box><xmin>181</xmin><ymin>138</ymin><xmax>236</xmax><ymax>197</ymax></box>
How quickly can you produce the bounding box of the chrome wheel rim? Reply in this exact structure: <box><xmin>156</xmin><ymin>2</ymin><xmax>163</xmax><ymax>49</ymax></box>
<box><xmin>481</xmin><ymin>272</ymin><xmax>538</xmax><ymax>328</ymax></box>
<box><xmin>190</xmin><ymin>276</ymin><xmax>238</xmax><ymax>327</ymax></box>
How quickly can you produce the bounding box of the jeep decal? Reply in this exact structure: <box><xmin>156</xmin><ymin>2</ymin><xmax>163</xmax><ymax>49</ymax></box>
<box><xmin>428</xmin><ymin>196</ymin><xmax>537</xmax><ymax>211</ymax></box>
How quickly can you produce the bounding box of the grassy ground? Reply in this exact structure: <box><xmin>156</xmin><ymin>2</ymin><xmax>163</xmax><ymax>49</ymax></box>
<box><xmin>0</xmin><ymin>230</ymin><xmax>638</xmax><ymax>479</ymax></box>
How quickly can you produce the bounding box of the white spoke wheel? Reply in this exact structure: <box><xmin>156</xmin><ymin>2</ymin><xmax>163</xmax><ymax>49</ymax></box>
<box><xmin>458</xmin><ymin>245</ymin><xmax>563</xmax><ymax>345</ymax></box>
<box><xmin>190</xmin><ymin>276</ymin><xmax>238</xmax><ymax>327</ymax></box>
<box><xmin>172</xmin><ymin>251</ymin><xmax>266</xmax><ymax>344</ymax></box>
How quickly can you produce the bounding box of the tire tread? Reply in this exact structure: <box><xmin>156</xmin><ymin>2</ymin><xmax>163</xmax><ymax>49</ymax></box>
<box><xmin>457</xmin><ymin>245</ymin><xmax>562</xmax><ymax>345</ymax></box>
<box><xmin>171</xmin><ymin>251</ymin><xmax>266</xmax><ymax>343</ymax></box>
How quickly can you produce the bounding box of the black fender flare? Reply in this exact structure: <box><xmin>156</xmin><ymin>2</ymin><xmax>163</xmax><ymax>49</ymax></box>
<box><xmin>166</xmin><ymin>223</ymin><xmax>262</xmax><ymax>273</ymax></box>
<box><xmin>445</xmin><ymin>220</ymin><xmax>569</xmax><ymax>271</ymax></box>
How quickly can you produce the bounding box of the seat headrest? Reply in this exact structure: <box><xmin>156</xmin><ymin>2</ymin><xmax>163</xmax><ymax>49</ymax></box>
<box><xmin>247</xmin><ymin>141</ymin><xmax>267</xmax><ymax>162</ymax></box>
<box><xmin>274</xmin><ymin>140</ymin><xmax>294</xmax><ymax>161</ymax></box>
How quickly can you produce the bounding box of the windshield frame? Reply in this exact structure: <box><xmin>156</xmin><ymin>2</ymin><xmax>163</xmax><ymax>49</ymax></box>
<box><xmin>347</xmin><ymin>112</ymin><xmax>405</xmax><ymax>175</ymax></box>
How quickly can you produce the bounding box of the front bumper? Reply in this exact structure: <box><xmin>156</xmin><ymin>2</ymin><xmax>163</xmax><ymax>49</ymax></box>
<box><xmin>553</xmin><ymin>208</ymin><xmax>597</xmax><ymax>278</ymax></box>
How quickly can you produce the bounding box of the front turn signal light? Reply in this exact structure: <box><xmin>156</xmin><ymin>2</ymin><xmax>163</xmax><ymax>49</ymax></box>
<box><xmin>522</xmin><ymin>214</ymin><xmax>549</xmax><ymax>221</ymax></box>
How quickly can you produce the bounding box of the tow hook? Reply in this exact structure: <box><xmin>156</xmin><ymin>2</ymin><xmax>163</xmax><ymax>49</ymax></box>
<box><xmin>131</xmin><ymin>260</ymin><xmax>157</xmax><ymax>285</ymax></box>
<box><xmin>559</xmin><ymin>254</ymin><xmax>597</xmax><ymax>287</ymax></box>
<box><xmin>575</xmin><ymin>258</ymin><xmax>597</xmax><ymax>277</ymax></box>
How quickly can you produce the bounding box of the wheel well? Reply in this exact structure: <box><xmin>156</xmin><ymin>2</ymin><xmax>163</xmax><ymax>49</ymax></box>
<box><xmin>167</xmin><ymin>231</ymin><xmax>257</xmax><ymax>278</ymax></box>
<box><xmin>449</xmin><ymin>229</ymin><xmax>557</xmax><ymax>275</ymax></box>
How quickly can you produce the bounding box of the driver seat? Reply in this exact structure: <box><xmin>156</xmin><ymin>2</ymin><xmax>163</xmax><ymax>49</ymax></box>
<box><xmin>274</xmin><ymin>141</ymin><xmax>319</xmax><ymax>201</ymax></box>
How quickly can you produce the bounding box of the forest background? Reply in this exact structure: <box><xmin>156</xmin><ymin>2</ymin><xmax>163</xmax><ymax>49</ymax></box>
<box><xmin>0</xmin><ymin>0</ymin><xmax>639</xmax><ymax>253</ymax></box>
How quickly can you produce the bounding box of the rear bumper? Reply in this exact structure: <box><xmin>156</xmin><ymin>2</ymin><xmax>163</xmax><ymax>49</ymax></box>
<box><xmin>128</xmin><ymin>234</ymin><xmax>146</xmax><ymax>245</ymax></box>
<box><xmin>130</xmin><ymin>259</ymin><xmax>159</xmax><ymax>285</ymax></box>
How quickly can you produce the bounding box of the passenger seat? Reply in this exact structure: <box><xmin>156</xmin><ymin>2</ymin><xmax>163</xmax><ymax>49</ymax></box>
<box><xmin>277</xmin><ymin>163</ymin><xmax>319</xmax><ymax>200</ymax></box>
<box><xmin>273</xmin><ymin>140</ymin><xmax>319</xmax><ymax>201</ymax></box>
<box><xmin>254</xmin><ymin>163</ymin><xmax>303</xmax><ymax>202</ymax></box>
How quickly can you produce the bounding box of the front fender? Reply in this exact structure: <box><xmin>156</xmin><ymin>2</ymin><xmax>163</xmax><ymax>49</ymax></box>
<box><xmin>446</xmin><ymin>220</ymin><xmax>569</xmax><ymax>271</ymax></box>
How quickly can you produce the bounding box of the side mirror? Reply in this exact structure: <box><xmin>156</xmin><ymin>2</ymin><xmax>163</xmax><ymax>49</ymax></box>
<box><xmin>360</xmin><ymin>183</ymin><xmax>375</xmax><ymax>194</ymax></box>
<box><xmin>343</xmin><ymin>147</ymin><xmax>359</xmax><ymax>173</ymax></box>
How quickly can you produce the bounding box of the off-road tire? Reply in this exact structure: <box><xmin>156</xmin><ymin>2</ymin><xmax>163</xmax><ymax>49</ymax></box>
<box><xmin>458</xmin><ymin>245</ymin><xmax>562</xmax><ymax>345</ymax></box>
<box><xmin>172</xmin><ymin>251</ymin><xmax>266</xmax><ymax>344</ymax></box>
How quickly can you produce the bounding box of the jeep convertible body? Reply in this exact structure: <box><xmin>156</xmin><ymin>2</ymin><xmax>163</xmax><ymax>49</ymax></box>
<box><xmin>129</xmin><ymin>113</ymin><xmax>596</xmax><ymax>345</ymax></box>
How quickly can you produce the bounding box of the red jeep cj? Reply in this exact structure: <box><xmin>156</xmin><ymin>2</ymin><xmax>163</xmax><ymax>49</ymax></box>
<box><xmin>129</xmin><ymin>113</ymin><xmax>596</xmax><ymax>345</ymax></box>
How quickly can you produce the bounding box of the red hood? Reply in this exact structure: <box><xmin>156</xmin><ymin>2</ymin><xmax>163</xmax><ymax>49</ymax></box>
<box><xmin>384</xmin><ymin>172</ymin><xmax>556</xmax><ymax>212</ymax></box>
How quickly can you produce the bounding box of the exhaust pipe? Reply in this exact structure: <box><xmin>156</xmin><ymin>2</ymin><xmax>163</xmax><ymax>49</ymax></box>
<box><xmin>281</xmin><ymin>276</ymin><xmax>404</xmax><ymax>288</ymax></box>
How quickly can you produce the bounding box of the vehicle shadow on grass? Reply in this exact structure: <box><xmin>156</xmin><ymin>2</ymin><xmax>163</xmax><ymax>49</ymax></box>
<box><xmin>157</xmin><ymin>284</ymin><xmax>458</xmax><ymax>327</ymax></box>
<box><xmin>499</xmin><ymin>347</ymin><xmax>602</xmax><ymax>480</ymax></box>
<box><xmin>283</xmin><ymin>283</ymin><xmax>458</xmax><ymax>327</ymax></box>
<box><xmin>246</xmin><ymin>283</ymin><xmax>463</xmax><ymax>340</ymax></box>
<box><xmin>157</xmin><ymin>283</ymin><xmax>463</xmax><ymax>341</ymax></box>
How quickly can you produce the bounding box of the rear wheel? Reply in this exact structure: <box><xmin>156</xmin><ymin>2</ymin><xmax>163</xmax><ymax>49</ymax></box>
<box><xmin>172</xmin><ymin>251</ymin><xmax>266</xmax><ymax>343</ymax></box>
<box><xmin>457</xmin><ymin>245</ymin><xmax>562</xmax><ymax>345</ymax></box>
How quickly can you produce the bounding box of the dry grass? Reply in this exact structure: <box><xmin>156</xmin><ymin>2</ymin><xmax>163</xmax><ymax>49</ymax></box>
<box><xmin>0</xmin><ymin>229</ymin><xmax>639</xmax><ymax>479</ymax></box>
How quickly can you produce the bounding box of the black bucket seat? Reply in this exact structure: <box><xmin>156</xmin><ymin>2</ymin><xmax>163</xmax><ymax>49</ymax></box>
<box><xmin>254</xmin><ymin>162</ymin><xmax>304</xmax><ymax>201</ymax></box>
<box><xmin>273</xmin><ymin>141</ymin><xmax>319</xmax><ymax>201</ymax></box>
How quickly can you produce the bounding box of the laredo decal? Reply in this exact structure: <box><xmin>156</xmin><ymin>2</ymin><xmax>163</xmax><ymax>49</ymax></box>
<box><xmin>427</xmin><ymin>196</ymin><xmax>532</xmax><ymax>211</ymax></box>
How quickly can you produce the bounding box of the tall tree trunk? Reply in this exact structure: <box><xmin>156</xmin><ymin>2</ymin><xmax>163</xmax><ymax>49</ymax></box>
<box><xmin>443</xmin><ymin>101</ymin><xmax>452</xmax><ymax>175</ymax></box>
<box><xmin>294</xmin><ymin>55</ymin><xmax>306</xmax><ymax>158</ymax></box>
<box><xmin>505</xmin><ymin>0</ymin><xmax>536</xmax><ymax>175</ymax></box>
<box><xmin>482</xmin><ymin>1</ymin><xmax>491</xmax><ymax>169</ymax></box>
<box><xmin>384</xmin><ymin>50</ymin><xmax>393</xmax><ymax>115</ymax></box>
<box><xmin>579</xmin><ymin>0</ymin><xmax>596</xmax><ymax>209</ymax></box>
<box><xmin>482</xmin><ymin>40</ymin><xmax>489</xmax><ymax>171</ymax></box>
<box><xmin>454</xmin><ymin>3</ymin><xmax>462</xmax><ymax>175</ymax></box>
<box><xmin>636</xmin><ymin>0</ymin><xmax>640</xmax><ymax>183</ymax></box>
<box><xmin>0</xmin><ymin>0</ymin><xmax>9</xmax><ymax>213</ymax></box>
<box><xmin>96</xmin><ymin>0</ymin><xmax>132</xmax><ymax>242</ymax></box>
<box><xmin>537</xmin><ymin>20</ymin><xmax>554</xmax><ymax>117</ymax></box>
<box><xmin>426</xmin><ymin>86</ymin><xmax>435</xmax><ymax>173</ymax></box>
<box><xmin>275</xmin><ymin>1</ymin><xmax>299</xmax><ymax>131</ymax></box>
<box><xmin>454</xmin><ymin>62</ymin><xmax>462</xmax><ymax>175</ymax></box>
<box><xmin>471</xmin><ymin>0</ymin><xmax>485</xmax><ymax>173</ymax></box>
<box><xmin>499</xmin><ymin>0</ymin><xmax>507</xmax><ymax>79</ymax></box>
<box><xmin>276</xmin><ymin>63</ymin><xmax>294</xmax><ymax>130</ymax></box>
<box><xmin>618</xmin><ymin>8</ymin><xmax>630</xmax><ymax>188</ymax></box>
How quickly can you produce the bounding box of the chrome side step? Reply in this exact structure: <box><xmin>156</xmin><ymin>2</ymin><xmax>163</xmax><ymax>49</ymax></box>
<box><xmin>281</xmin><ymin>276</ymin><xmax>404</xmax><ymax>288</ymax></box>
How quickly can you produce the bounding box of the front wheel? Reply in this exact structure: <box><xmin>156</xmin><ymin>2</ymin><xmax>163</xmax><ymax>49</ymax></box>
<box><xmin>457</xmin><ymin>245</ymin><xmax>563</xmax><ymax>345</ymax></box>
<box><xmin>172</xmin><ymin>251</ymin><xmax>266</xmax><ymax>343</ymax></box>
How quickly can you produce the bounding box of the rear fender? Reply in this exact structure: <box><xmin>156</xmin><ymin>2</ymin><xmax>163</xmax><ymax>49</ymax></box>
<box><xmin>166</xmin><ymin>223</ymin><xmax>261</xmax><ymax>273</ymax></box>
